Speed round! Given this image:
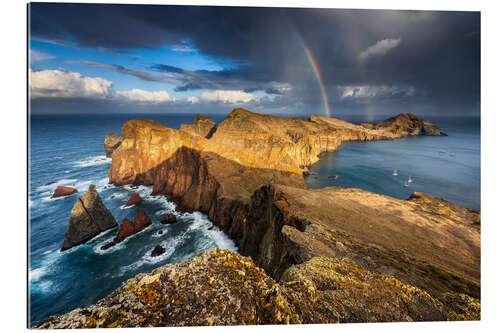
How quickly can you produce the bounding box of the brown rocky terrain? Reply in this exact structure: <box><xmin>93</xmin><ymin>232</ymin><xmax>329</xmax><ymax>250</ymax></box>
<box><xmin>39</xmin><ymin>109</ymin><xmax>478</xmax><ymax>326</ymax></box>
<box><xmin>103</xmin><ymin>133</ymin><xmax>123</xmax><ymax>157</ymax></box>
<box><xmin>51</xmin><ymin>186</ymin><xmax>77</xmax><ymax>198</ymax></box>
<box><xmin>61</xmin><ymin>184</ymin><xmax>117</xmax><ymax>251</ymax></box>
<box><xmin>38</xmin><ymin>248</ymin><xmax>472</xmax><ymax>328</ymax></box>
<box><xmin>101</xmin><ymin>211</ymin><xmax>152</xmax><ymax>250</ymax></box>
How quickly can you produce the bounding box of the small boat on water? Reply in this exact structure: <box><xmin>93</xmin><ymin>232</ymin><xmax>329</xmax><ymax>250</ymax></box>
<box><xmin>328</xmin><ymin>175</ymin><xmax>339</xmax><ymax>180</ymax></box>
<box><xmin>449</xmin><ymin>152</ymin><xmax>456</xmax><ymax>157</ymax></box>
<box><xmin>403</xmin><ymin>183</ymin><xmax>409</xmax><ymax>188</ymax></box>
<box><xmin>392</xmin><ymin>169</ymin><xmax>398</xmax><ymax>176</ymax></box>
<box><xmin>439</xmin><ymin>150</ymin><xmax>445</xmax><ymax>154</ymax></box>
<box><xmin>408</xmin><ymin>176</ymin><xmax>412</xmax><ymax>183</ymax></box>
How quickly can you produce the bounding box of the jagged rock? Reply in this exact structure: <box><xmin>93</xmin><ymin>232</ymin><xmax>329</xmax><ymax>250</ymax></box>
<box><xmin>102</xmin><ymin>211</ymin><xmax>152</xmax><ymax>249</ymax></box>
<box><xmin>51</xmin><ymin>186</ymin><xmax>78</xmax><ymax>198</ymax></box>
<box><xmin>35</xmin><ymin>249</ymin><xmax>458</xmax><ymax>329</ymax></box>
<box><xmin>180</xmin><ymin>114</ymin><xmax>216</xmax><ymax>138</ymax></box>
<box><xmin>151</xmin><ymin>245</ymin><xmax>165</xmax><ymax>257</ymax></box>
<box><xmin>61</xmin><ymin>184</ymin><xmax>117</xmax><ymax>251</ymax></box>
<box><xmin>125</xmin><ymin>193</ymin><xmax>142</xmax><ymax>207</ymax></box>
<box><xmin>161</xmin><ymin>213</ymin><xmax>177</xmax><ymax>225</ymax></box>
<box><xmin>104</xmin><ymin>133</ymin><xmax>123</xmax><ymax>157</ymax></box>
<box><xmin>158</xmin><ymin>230</ymin><xmax>163</xmax><ymax>235</ymax></box>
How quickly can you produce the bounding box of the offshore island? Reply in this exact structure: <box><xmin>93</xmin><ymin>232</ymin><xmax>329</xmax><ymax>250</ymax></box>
<box><xmin>36</xmin><ymin>109</ymin><xmax>480</xmax><ymax>328</ymax></box>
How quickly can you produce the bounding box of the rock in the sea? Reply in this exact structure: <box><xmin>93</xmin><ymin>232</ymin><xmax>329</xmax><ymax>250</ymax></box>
<box><xmin>160</xmin><ymin>213</ymin><xmax>177</xmax><ymax>224</ymax></box>
<box><xmin>157</xmin><ymin>230</ymin><xmax>163</xmax><ymax>235</ymax></box>
<box><xmin>104</xmin><ymin>133</ymin><xmax>123</xmax><ymax>157</ymax></box>
<box><xmin>36</xmin><ymin>248</ymin><xmax>457</xmax><ymax>329</ymax></box>
<box><xmin>102</xmin><ymin>210</ymin><xmax>152</xmax><ymax>248</ymax></box>
<box><xmin>151</xmin><ymin>245</ymin><xmax>165</xmax><ymax>257</ymax></box>
<box><xmin>61</xmin><ymin>184</ymin><xmax>117</xmax><ymax>251</ymax></box>
<box><xmin>51</xmin><ymin>186</ymin><xmax>78</xmax><ymax>198</ymax></box>
<box><xmin>125</xmin><ymin>193</ymin><xmax>142</xmax><ymax>207</ymax></box>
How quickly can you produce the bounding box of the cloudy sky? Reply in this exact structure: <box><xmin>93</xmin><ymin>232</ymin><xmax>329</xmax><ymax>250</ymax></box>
<box><xmin>28</xmin><ymin>3</ymin><xmax>480</xmax><ymax>119</ymax></box>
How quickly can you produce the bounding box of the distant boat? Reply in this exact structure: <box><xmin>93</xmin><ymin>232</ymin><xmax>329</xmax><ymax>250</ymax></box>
<box><xmin>449</xmin><ymin>152</ymin><xmax>456</xmax><ymax>157</ymax></box>
<box><xmin>328</xmin><ymin>175</ymin><xmax>339</xmax><ymax>180</ymax></box>
<box><xmin>403</xmin><ymin>183</ymin><xmax>409</xmax><ymax>188</ymax></box>
<box><xmin>392</xmin><ymin>169</ymin><xmax>398</xmax><ymax>176</ymax></box>
<box><xmin>408</xmin><ymin>176</ymin><xmax>412</xmax><ymax>183</ymax></box>
<box><xmin>439</xmin><ymin>150</ymin><xmax>446</xmax><ymax>154</ymax></box>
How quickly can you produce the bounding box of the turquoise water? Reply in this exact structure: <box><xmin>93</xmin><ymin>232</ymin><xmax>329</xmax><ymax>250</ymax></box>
<box><xmin>305</xmin><ymin>116</ymin><xmax>480</xmax><ymax>211</ymax></box>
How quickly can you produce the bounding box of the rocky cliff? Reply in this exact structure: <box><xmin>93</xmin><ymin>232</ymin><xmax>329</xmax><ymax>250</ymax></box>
<box><xmin>38</xmin><ymin>109</ymin><xmax>479</xmax><ymax>326</ymax></box>
<box><xmin>61</xmin><ymin>184</ymin><xmax>118</xmax><ymax>251</ymax></box>
<box><xmin>104</xmin><ymin>133</ymin><xmax>123</xmax><ymax>157</ymax></box>
<box><xmin>106</xmin><ymin>109</ymin><xmax>477</xmax><ymax>300</ymax></box>
<box><xmin>39</xmin><ymin>248</ymin><xmax>477</xmax><ymax>328</ymax></box>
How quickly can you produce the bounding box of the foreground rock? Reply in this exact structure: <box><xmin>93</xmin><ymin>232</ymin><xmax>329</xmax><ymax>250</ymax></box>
<box><xmin>125</xmin><ymin>193</ymin><xmax>142</xmax><ymax>207</ymax></box>
<box><xmin>104</xmin><ymin>133</ymin><xmax>123</xmax><ymax>157</ymax></box>
<box><xmin>101</xmin><ymin>211</ymin><xmax>152</xmax><ymax>250</ymax></box>
<box><xmin>51</xmin><ymin>186</ymin><xmax>78</xmax><ymax>198</ymax></box>
<box><xmin>38</xmin><ymin>248</ymin><xmax>468</xmax><ymax>328</ymax></box>
<box><xmin>61</xmin><ymin>185</ymin><xmax>117</xmax><ymax>251</ymax></box>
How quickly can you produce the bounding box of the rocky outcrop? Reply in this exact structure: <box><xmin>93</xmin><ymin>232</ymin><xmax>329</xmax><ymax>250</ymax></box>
<box><xmin>151</xmin><ymin>245</ymin><xmax>165</xmax><ymax>257</ymax></box>
<box><xmin>180</xmin><ymin>114</ymin><xmax>216</xmax><ymax>138</ymax></box>
<box><xmin>36</xmin><ymin>248</ymin><xmax>459</xmax><ymax>328</ymax></box>
<box><xmin>125</xmin><ymin>193</ymin><xmax>142</xmax><ymax>207</ymax></box>
<box><xmin>98</xmin><ymin>109</ymin><xmax>480</xmax><ymax>325</ymax></box>
<box><xmin>361</xmin><ymin>113</ymin><xmax>448</xmax><ymax>136</ymax></box>
<box><xmin>61</xmin><ymin>184</ymin><xmax>117</xmax><ymax>251</ymax></box>
<box><xmin>51</xmin><ymin>186</ymin><xmax>77</xmax><ymax>198</ymax></box>
<box><xmin>101</xmin><ymin>211</ymin><xmax>152</xmax><ymax>250</ymax></box>
<box><xmin>161</xmin><ymin>213</ymin><xmax>177</xmax><ymax>224</ymax></box>
<box><xmin>104</xmin><ymin>133</ymin><xmax>123</xmax><ymax>157</ymax></box>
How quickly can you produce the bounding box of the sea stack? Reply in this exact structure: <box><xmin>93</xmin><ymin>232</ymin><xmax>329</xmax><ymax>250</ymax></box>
<box><xmin>61</xmin><ymin>184</ymin><xmax>118</xmax><ymax>251</ymax></box>
<box><xmin>104</xmin><ymin>133</ymin><xmax>123</xmax><ymax>157</ymax></box>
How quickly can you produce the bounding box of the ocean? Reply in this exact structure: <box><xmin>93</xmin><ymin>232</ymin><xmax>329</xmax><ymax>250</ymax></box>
<box><xmin>28</xmin><ymin>113</ymin><xmax>480</xmax><ymax>326</ymax></box>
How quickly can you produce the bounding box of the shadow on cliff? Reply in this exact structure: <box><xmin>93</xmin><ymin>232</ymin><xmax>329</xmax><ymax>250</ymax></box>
<box><xmin>110</xmin><ymin>146</ymin><xmax>309</xmax><ymax>279</ymax></box>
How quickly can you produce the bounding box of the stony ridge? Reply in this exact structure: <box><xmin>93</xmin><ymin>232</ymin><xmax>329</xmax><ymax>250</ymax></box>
<box><xmin>38</xmin><ymin>248</ymin><xmax>475</xmax><ymax>328</ymax></box>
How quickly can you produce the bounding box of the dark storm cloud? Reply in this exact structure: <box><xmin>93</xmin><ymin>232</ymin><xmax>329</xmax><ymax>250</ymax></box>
<box><xmin>30</xmin><ymin>3</ymin><xmax>480</xmax><ymax>115</ymax></box>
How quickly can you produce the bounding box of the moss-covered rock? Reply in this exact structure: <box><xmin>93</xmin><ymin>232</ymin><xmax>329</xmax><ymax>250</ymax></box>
<box><xmin>36</xmin><ymin>249</ymin><xmax>467</xmax><ymax>328</ymax></box>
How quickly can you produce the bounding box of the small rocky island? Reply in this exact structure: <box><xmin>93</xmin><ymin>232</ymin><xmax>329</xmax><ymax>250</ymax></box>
<box><xmin>40</xmin><ymin>109</ymin><xmax>479</xmax><ymax>327</ymax></box>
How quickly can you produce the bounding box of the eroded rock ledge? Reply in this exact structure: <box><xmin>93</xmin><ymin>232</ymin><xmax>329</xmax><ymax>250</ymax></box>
<box><xmin>38</xmin><ymin>248</ymin><xmax>479</xmax><ymax>328</ymax></box>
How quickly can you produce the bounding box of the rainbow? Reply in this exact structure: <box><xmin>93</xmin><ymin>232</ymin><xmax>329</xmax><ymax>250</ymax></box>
<box><xmin>294</xmin><ymin>32</ymin><xmax>332</xmax><ymax>118</ymax></box>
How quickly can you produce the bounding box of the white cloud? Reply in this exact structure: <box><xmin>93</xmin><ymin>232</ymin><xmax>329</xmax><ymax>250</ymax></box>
<box><xmin>30</xmin><ymin>50</ymin><xmax>56</xmax><ymax>63</ymax></box>
<box><xmin>115</xmin><ymin>89</ymin><xmax>171</xmax><ymax>103</ymax></box>
<box><xmin>358</xmin><ymin>38</ymin><xmax>401</xmax><ymax>62</ymax></box>
<box><xmin>338</xmin><ymin>85</ymin><xmax>415</xmax><ymax>100</ymax></box>
<box><xmin>29</xmin><ymin>68</ymin><xmax>113</xmax><ymax>99</ymax></box>
<box><xmin>190</xmin><ymin>90</ymin><xmax>260</xmax><ymax>104</ymax></box>
<box><xmin>29</xmin><ymin>68</ymin><xmax>172</xmax><ymax>103</ymax></box>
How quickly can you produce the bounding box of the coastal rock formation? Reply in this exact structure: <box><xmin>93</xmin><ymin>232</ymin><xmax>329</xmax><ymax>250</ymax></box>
<box><xmin>51</xmin><ymin>186</ymin><xmax>77</xmax><ymax>198</ymax></box>
<box><xmin>125</xmin><ymin>193</ymin><xmax>142</xmax><ymax>207</ymax></box>
<box><xmin>101</xmin><ymin>211</ymin><xmax>152</xmax><ymax>250</ymax></box>
<box><xmin>361</xmin><ymin>113</ymin><xmax>448</xmax><ymax>136</ymax></box>
<box><xmin>97</xmin><ymin>109</ymin><xmax>480</xmax><ymax>325</ymax></box>
<box><xmin>61</xmin><ymin>184</ymin><xmax>117</xmax><ymax>251</ymax></box>
<box><xmin>179</xmin><ymin>114</ymin><xmax>216</xmax><ymax>138</ymax></box>
<box><xmin>151</xmin><ymin>245</ymin><xmax>165</xmax><ymax>257</ymax></box>
<box><xmin>104</xmin><ymin>133</ymin><xmax>123</xmax><ymax>157</ymax></box>
<box><xmin>35</xmin><ymin>248</ymin><xmax>452</xmax><ymax>328</ymax></box>
<box><xmin>161</xmin><ymin>213</ymin><xmax>177</xmax><ymax>224</ymax></box>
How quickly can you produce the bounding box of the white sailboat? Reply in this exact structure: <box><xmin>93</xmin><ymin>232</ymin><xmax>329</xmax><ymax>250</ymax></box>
<box><xmin>408</xmin><ymin>176</ymin><xmax>412</xmax><ymax>183</ymax></box>
<box><xmin>392</xmin><ymin>169</ymin><xmax>398</xmax><ymax>176</ymax></box>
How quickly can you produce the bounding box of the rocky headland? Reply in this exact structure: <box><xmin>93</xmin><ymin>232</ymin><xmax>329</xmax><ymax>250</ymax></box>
<box><xmin>39</xmin><ymin>109</ymin><xmax>479</xmax><ymax>326</ymax></box>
